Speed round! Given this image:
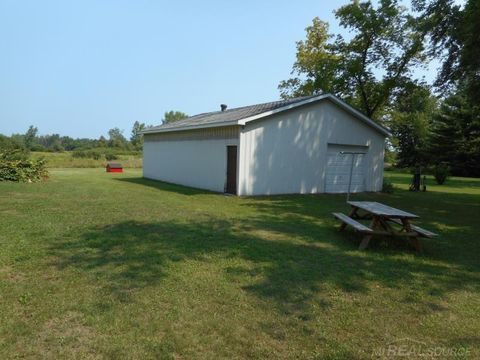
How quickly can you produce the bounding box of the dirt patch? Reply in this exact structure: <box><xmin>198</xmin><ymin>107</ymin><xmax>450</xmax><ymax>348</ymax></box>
<box><xmin>26</xmin><ymin>311</ymin><xmax>100</xmax><ymax>359</ymax></box>
<box><xmin>0</xmin><ymin>265</ymin><xmax>25</xmax><ymax>283</ymax></box>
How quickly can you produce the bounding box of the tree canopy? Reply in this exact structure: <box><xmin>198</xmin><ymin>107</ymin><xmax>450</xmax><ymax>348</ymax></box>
<box><xmin>279</xmin><ymin>0</ymin><xmax>426</xmax><ymax>120</ymax></box>
<box><xmin>280</xmin><ymin>0</ymin><xmax>480</xmax><ymax>177</ymax></box>
<box><xmin>130</xmin><ymin>121</ymin><xmax>146</xmax><ymax>150</ymax></box>
<box><xmin>162</xmin><ymin>111</ymin><xmax>188</xmax><ymax>124</ymax></box>
<box><xmin>414</xmin><ymin>0</ymin><xmax>480</xmax><ymax>100</ymax></box>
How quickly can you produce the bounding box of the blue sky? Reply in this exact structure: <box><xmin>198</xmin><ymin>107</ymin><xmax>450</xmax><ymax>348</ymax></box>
<box><xmin>0</xmin><ymin>0</ymin><xmax>437</xmax><ymax>138</ymax></box>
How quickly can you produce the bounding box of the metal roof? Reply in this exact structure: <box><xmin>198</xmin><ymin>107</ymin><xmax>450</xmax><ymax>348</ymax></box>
<box><xmin>142</xmin><ymin>94</ymin><xmax>391</xmax><ymax>136</ymax></box>
<box><xmin>106</xmin><ymin>163</ymin><xmax>123</xmax><ymax>168</ymax></box>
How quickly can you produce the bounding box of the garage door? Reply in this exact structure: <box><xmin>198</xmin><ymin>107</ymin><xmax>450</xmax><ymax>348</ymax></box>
<box><xmin>325</xmin><ymin>145</ymin><xmax>367</xmax><ymax>193</ymax></box>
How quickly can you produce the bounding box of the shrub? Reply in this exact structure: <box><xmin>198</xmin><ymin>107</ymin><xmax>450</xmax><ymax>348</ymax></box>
<box><xmin>89</xmin><ymin>150</ymin><xmax>101</xmax><ymax>160</ymax></box>
<box><xmin>31</xmin><ymin>144</ymin><xmax>46</xmax><ymax>152</ymax></box>
<box><xmin>433</xmin><ymin>164</ymin><xmax>450</xmax><ymax>185</ymax></box>
<box><xmin>0</xmin><ymin>154</ymin><xmax>48</xmax><ymax>182</ymax></box>
<box><xmin>72</xmin><ymin>150</ymin><xmax>101</xmax><ymax>160</ymax></box>
<box><xmin>72</xmin><ymin>150</ymin><xmax>87</xmax><ymax>158</ymax></box>
<box><xmin>381</xmin><ymin>179</ymin><xmax>395</xmax><ymax>193</ymax></box>
<box><xmin>105</xmin><ymin>152</ymin><xmax>118</xmax><ymax>161</ymax></box>
<box><xmin>51</xmin><ymin>142</ymin><xmax>64</xmax><ymax>152</ymax></box>
<box><xmin>0</xmin><ymin>136</ymin><xmax>29</xmax><ymax>160</ymax></box>
<box><xmin>0</xmin><ymin>148</ymin><xmax>29</xmax><ymax>161</ymax></box>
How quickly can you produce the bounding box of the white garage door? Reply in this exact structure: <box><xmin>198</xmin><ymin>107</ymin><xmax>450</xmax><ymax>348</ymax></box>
<box><xmin>325</xmin><ymin>145</ymin><xmax>367</xmax><ymax>193</ymax></box>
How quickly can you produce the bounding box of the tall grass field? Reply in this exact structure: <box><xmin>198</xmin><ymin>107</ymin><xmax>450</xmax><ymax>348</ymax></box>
<box><xmin>31</xmin><ymin>151</ymin><xmax>142</xmax><ymax>168</ymax></box>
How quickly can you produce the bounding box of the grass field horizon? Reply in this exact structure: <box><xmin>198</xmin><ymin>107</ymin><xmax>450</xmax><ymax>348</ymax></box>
<box><xmin>1</xmin><ymin>169</ymin><xmax>478</xmax><ymax>358</ymax></box>
<box><xmin>31</xmin><ymin>151</ymin><xmax>143</xmax><ymax>168</ymax></box>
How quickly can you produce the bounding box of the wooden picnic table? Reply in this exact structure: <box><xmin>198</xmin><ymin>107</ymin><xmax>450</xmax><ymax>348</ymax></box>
<box><xmin>333</xmin><ymin>201</ymin><xmax>437</xmax><ymax>251</ymax></box>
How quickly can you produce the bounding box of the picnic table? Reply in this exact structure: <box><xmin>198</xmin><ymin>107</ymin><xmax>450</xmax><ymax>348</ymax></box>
<box><xmin>333</xmin><ymin>201</ymin><xmax>437</xmax><ymax>251</ymax></box>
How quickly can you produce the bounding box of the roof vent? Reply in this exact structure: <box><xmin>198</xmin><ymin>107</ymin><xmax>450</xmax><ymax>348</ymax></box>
<box><xmin>221</xmin><ymin>104</ymin><xmax>227</xmax><ymax>112</ymax></box>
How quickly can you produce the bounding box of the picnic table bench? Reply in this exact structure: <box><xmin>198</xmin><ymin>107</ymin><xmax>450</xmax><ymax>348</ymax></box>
<box><xmin>333</xmin><ymin>201</ymin><xmax>438</xmax><ymax>251</ymax></box>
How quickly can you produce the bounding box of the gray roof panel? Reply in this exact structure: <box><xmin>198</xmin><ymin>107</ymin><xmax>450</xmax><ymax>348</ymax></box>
<box><xmin>145</xmin><ymin>95</ymin><xmax>319</xmax><ymax>132</ymax></box>
<box><xmin>142</xmin><ymin>94</ymin><xmax>391</xmax><ymax>137</ymax></box>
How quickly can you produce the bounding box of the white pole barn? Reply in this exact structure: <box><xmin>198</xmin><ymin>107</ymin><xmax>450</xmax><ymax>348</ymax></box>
<box><xmin>142</xmin><ymin>94</ymin><xmax>390</xmax><ymax>196</ymax></box>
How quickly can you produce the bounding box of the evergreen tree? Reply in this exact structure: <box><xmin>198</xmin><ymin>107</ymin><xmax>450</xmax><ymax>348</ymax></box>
<box><xmin>389</xmin><ymin>84</ymin><xmax>437</xmax><ymax>167</ymax></box>
<box><xmin>429</xmin><ymin>90</ymin><xmax>480</xmax><ymax>176</ymax></box>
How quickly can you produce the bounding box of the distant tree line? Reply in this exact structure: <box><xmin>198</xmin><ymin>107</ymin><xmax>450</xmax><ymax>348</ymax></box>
<box><xmin>280</xmin><ymin>0</ymin><xmax>480</xmax><ymax>177</ymax></box>
<box><xmin>0</xmin><ymin>110</ymin><xmax>188</xmax><ymax>157</ymax></box>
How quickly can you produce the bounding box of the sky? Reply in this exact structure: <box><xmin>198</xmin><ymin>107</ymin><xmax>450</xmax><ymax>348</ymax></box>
<box><xmin>0</xmin><ymin>0</ymin><xmax>439</xmax><ymax>139</ymax></box>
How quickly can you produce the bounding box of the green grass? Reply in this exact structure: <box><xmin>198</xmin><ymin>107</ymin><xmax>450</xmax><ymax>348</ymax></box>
<box><xmin>31</xmin><ymin>151</ymin><xmax>143</xmax><ymax>168</ymax></box>
<box><xmin>0</xmin><ymin>169</ymin><xmax>479</xmax><ymax>359</ymax></box>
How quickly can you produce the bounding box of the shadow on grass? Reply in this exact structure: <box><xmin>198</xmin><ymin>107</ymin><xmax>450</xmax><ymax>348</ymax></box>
<box><xmin>49</xmin><ymin>214</ymin><xmax>480</xmax><ymax>311</ymax></box>
<box><xmin>242</xmin><ymin>189</ymin><xmax>480</xmax><ymax>270</ymax></box>
<box><xmin>115</xmin><ymin>177</ymin><xmax>214</xmax><ymax>196</ymax></box>
<box><xmin>385</xmin><ymin>173</ymin><xmax>480</xmax><ymax>191</ymax></box>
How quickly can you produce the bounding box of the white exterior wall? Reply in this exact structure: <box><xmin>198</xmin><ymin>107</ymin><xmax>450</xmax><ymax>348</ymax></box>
<box><xmin>237</xmin><ymin>100</ymin><xmax>386</xmax><ymax>195</ymax></box>
<box><xmin>143</xmin><ymin>127</ymin><xmax>239</xmax><ymax>193</ymax></box>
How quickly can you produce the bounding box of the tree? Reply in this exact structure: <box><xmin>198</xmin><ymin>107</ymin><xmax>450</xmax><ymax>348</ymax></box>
<box><xmin>414</xmin><ymin>0</ymin><xmax>480</xmax><ymax>100</ymax></box>
<box><xmin>108</xmin><ymin>128</ymin><xmax>128</xmax><ymax>148</ymax></box>
<box><xmin>24</xmin><ymin>125</ymin><xmax>38</xmax><ymax>150</ymax></box>
<box><xmin>428</xmin><ymin>88</ymin><xmax>480</xmax><ymax>177</ymax></box>
<box><xmin>162</xmin><ymin>111</ymin><xmax>187</xmax><ymax>124</ymax></box>
<box><xmin>279</xmin><ymin>0</ymin><xmax>426</xmax><ymax>121</ymax></box>
<box><xmin>97</xmin><ymin>136</ymin><xmax>108</xmax><ymax>148</ymax></box>
<box><xmin>130</xmin><ymin>121</ymin><xmax>146</xmax><ymax>150</ymax></box>
<box><xmin>389</xmin><ymin>84</ymin><xmax>437</xmax><ymax>167</ymax></box>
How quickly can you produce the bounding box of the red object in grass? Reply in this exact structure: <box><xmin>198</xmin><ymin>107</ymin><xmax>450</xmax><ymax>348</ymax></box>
<box><xmin>106</xmin><ymin>163</ymin><xmax>123</xmax><ymax>173</ymax></box>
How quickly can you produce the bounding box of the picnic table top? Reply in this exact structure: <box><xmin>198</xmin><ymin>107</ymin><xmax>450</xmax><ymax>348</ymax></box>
<box><xmin>347</xmin><ymin>201</ymin><xmax>419</xmax><ymax>219</ymax></box>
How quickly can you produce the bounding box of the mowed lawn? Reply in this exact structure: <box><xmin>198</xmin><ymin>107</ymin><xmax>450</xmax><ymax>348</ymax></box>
<box><xmin>0</xmin><ymin>169</ymin><xmax>479</xmax><ymax>359</ymax></box>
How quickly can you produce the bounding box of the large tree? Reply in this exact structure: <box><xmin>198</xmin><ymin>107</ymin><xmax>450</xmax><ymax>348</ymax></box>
<box><xmin>389</xmin><ymin>84</ymin><xmax>437</xmax><ymax>167</ymax></box>
<box><xmin>279</xmin><ymin>0</ymin><xmax>427</xmax><ymax>121</ymax></box>
<box><xmin>414</xmin><ymin>0</ymin><xmax>480</xmax><ymax>100</ymax></box>
<box><xmin>428</xmin><ymin>87</ymin><xmax>480</xmax><ymax>177</ymax></box>
<box><xmin>108</xmin><ymin>127</ymin><xmax>128</xmax><ymax>149</ymax></box>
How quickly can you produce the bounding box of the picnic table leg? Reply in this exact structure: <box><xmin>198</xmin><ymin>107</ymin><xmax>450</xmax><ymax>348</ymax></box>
<box><xmin>411</xmin><ymin>237</ymin><xmax>422</xmax><ymax>252</ymax></box>
<box><xmin>340</xmin><ymin>206</ymin><xmax>358</xmax><ymax>231</ymax></box>
<box><xmin>401</xmin><ymin>218</ymin><xmax>422</xmax><ymax>252</ymax></box>
<box><xmin>358</xmin><ymin>234</ymin><xmax>372</xmax><ymax>250</ymax></box>
<box><xmin>359</xmin><ymin>217</ymin><xmax>377</xmax><ymax>250</ymax></box>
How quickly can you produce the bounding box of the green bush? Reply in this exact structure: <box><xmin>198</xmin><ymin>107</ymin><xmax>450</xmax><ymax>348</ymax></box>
<box><xmin>31</xmin><ymin>144</ymin><xmax>46</xmax><ymax>152</ymax></box>
<box><xmin>0</xmin><ymin>148</ymin><xmax>29</xmax><ymax>161</ymax></box>
<box><xmin>0</xmin><ymin>154</ymin><xmax>49</xmax><ymax>182</ymax></box>
<box><xmin>381</xmin><ymin>179</ymin><xmax>395</xmax><ymax>193</ymax></box>
<box><xmin>433</xmin><ymin>164</ymin><xmax>450</xmax><ymax>185</ymax></box>
<box><xmin>90</xmin><ymin>150</ymin><xmax>101</xmax><ymax>160</ymax></box>
<box><xmin>0</xmin><ymin>135</ymin><xmax>29</xmax><ymax>160</ymax></box>
<box><xmin>95</xmin><ymin>147</ymin><xmax>141</xmax><ymax>156</ymax></box>
<box><xmin>105</xmin><ymin>152</ymin><xmax>118</xmax><ymax>161</ymax></box>
<box><xmin>72</xmin><ymin>150</ymin><xmax>101</xmax><ymax>160</ymax></box>
<box><xmin>72</xmin><ymin>150</ymin><xmax>88</xmax><ymax>158</ymax></box>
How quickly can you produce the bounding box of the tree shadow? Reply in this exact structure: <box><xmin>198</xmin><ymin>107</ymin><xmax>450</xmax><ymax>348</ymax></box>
<box><xmin>240</xmin><ymin>189</ymin><xmax>480</xmax><ymax>271</ymax></box>
<box><xmin>49</xmin><ymin>215</ymin><xmax>480</xmax><ymax>313</ymax></box>
<box><xmin>115</xmin><ymin>177</ymin><xmax>215</xmax><ymax>196</ymax></box>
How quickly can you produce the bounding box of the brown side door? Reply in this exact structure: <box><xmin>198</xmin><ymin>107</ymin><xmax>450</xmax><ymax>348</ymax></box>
<box><xmin>226</xmin><ymin>145</ymin><xmax>237</xmax><ymax>195</ymax></box>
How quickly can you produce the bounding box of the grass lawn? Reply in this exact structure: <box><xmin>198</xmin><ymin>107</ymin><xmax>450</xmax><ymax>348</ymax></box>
<box><xmin>0</xmin><ymin>169</ymin><xmax>479</xmax><ymax>359</ymax></box>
